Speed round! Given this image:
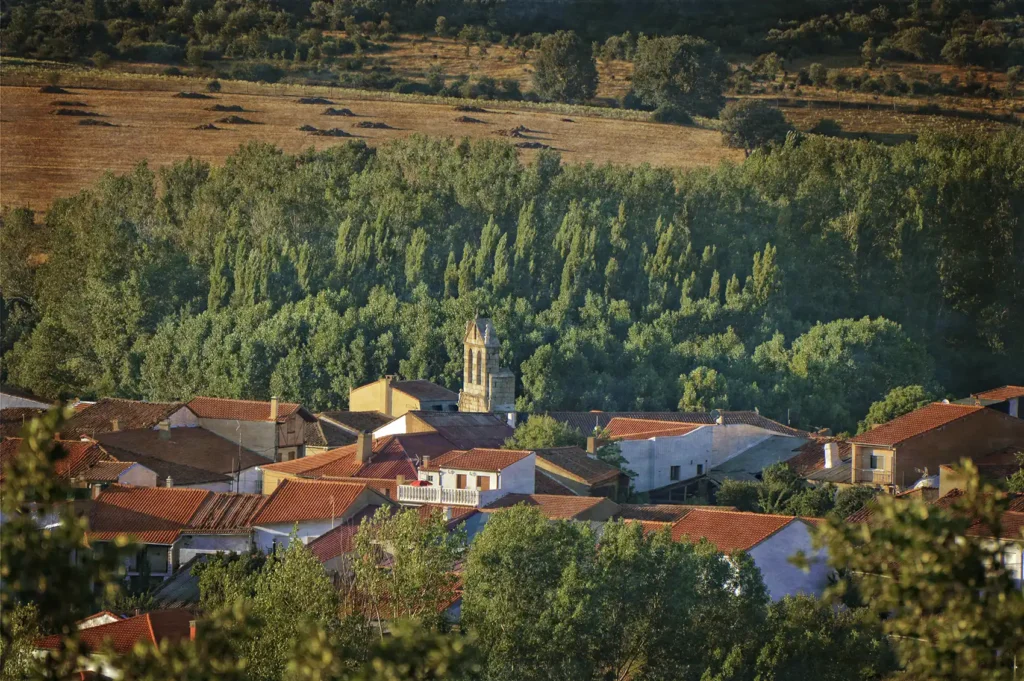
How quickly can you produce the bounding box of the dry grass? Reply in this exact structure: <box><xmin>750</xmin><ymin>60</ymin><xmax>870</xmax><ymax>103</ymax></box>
<box><xmin>0</xmin><ymin>83</ymin><xmax>738</xmax><ymax>210</ymax></box>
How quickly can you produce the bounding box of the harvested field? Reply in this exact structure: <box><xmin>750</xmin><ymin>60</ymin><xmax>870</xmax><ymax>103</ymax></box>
<box><xmin>1</xmin><ymin>83</ymin><xmax>740</xmax><ymax>210</ymax></box>
<box><xmin>454</xmin><ymin>104</ymin><xmax>489</xmax><ymax>113</ymax></box>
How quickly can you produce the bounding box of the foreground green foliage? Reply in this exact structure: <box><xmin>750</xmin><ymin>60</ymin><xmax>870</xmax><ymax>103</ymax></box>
<box><xmin>716</xmin><ymin>462</ymin><xmax>876</xmax><ymax>519</ymax></box>
<box><xmin>4</xmin><ymin>131</ymin><xmax>1021</xmax><ymax>433</ymax></box>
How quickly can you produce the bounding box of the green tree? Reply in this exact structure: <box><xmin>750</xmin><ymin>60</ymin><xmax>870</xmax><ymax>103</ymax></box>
<box><xmin>504</xmin><ymin>414</ymin><xmax>585</xmax><ymax>449</ymax></box>
<box><xmin>532</xmin><ymin>31</ymin><xmax>598</xmax><ymax>103</ymax></box>
<box><xmin>857</xmin><ymin>384</ymin><xmax>937</xmax><ymax>433</ymax></box>
<box><xmin>808</xmin><ymin>63</ymin><xmax>827</xmax><ymax>86</ymax></box>
<box><xmin>811</xmin><ymin>462</ymin><xmax>1024</xmax><ymax>680</ymax></box>
<box><xmin>831</xmin><ymin>486</ymin><xmax>878</xmax><ymax>520</ymax></box>
<box><xmin>719</xmin><ymin>100</ymin><xmax>792</xmax><ymax>156</ymax></box>
<box><xmin>716</xmin><ymin>479</ymin><xmax>761</xmax><ymax>511</ymax></box>
<box><xmin>631</xmin><ymin>35</ymin><xmax>729</xmax><ymax>117</ymax></box>
<box><xmin>678</xmin><ymin>366</ymin><xmax>729</xmax><ymax>410</ymax></box>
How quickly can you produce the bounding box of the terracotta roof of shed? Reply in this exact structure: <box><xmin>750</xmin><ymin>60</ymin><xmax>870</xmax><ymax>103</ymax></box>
<box><xmin>406</xmin><ymin>411</ymin><xmax>513</xmax><ymax>448</ymax></box>
<box><xmin>670</xmin><ymin>510</ymin><xmax>804</xmax><ymax>552</ymax></box>
<box><xmin>62</xmin><ymin>399</ymin><xmax>187</xmax><ymax>438</ymax></box>
<box><xmin>534</xmin><ymin>446</ymin><xmax>621</xmax><ymax>484</ymax></box>
<box><xmin>535</xmin><ymin>471</ymin><xmax>578</xmax><ymax>495</ymax></box>
<box><xmin>420</xmin><ymin>448</ymin><xmax>532</xmax><ymax>473</ymax></box>
<box><xmin>0</xmin><ymin>407</ymin><xmax>45</xmax><ymax>439</ymax></box>
<box><xmin>186</xmin><ymin>493</ymin><xmax>268</xmax><ymax>534</ymax></box>
<box><xmin>616</xmin><ymin>503</ymin><xmax>734</xmax><ymax>523</ymax></box>
<box><xmin>187</xmin><ymin>396</ymin><xmax>309</xmax><ymax>423</ymax></box>
<box><xmin>253</xmin><ymin>479</ymin><xmax>371</xmax><ymax>525</ymax></box>
<box><xmin>84</xmin><ymin>460</ymin><xmax>138</xmax><ymax>482</ymax></box>
<box><xmin>98</xmin><ymin>427</ymin><xmax>268</xmax><ymax>475</ymax></box>
<box><xmin>262</xmin><ymin>433</ymin><xmax>453</xmax><ymax>481</ymax></box>
<box><xmin>605</xmin><ymin>418</ymin><xmax>702</xmax><ymax>440</ymax></box>
<box><xmin>484</xmin><ymin>493</ymin><xmax>607</xmax><ymax>519</ymax></box>
<box><xmin>36</xmin><ymin>609</ymin><xmax>192</xmax><ymax>654</ymax></box>
<box><xmin>320</xmin><ymin>411</ymin><xmax>394</xmax><ymax>433</ymax></box>
<box><xmin>851</xmin><ymin>403</ymin><xmax>986</xmax><ymax>447</ymax></box>
<box><xmin>973</xmin><ymin>386</ymin><xmax>1024</xmax><ymax>401</ymax></box>
<box><xmin>88</xmin><ymin>486</ymin><xmax>211</xmax><ymax>545</ymax></box>
<box><xmin>0</xmin><ymin>438</ymin><xmax>112</xmax><ymax>484</ymax></box>
<box><xmin>785</xmin><ymin>438</ymin><xmax>852</xmax><ymax>477</ymax></box>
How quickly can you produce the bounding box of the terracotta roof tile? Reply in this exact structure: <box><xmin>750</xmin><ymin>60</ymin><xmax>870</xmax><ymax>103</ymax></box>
<box><xmin>605</xmin><ymin>418</ymin><xmax>702</xmax><ymax>441</ymax></box>
<box><xmin>484</xmin><ymin>493</ymin><xmax>606</xmax><ymax>520</ymax></box>
<box><xmin>390</xmin><ymin>380</ymin><xmax>458</xmax><ymax>403</ymax></box>
<box><xmin>616</xmin><ymin>503</ymin><xmax>735</xmax><ymax>522</ymax></box>
<box><xmin>262</xmin><ymin>433</ymin><xmax>453</xmax><ymax>481</ymax></box>
<box><xmin>421</xmin><ymin>448</ymin><xmax>532</xmax><ymax>473</ymax></box>
<box><xmin>97</xmin><ymin>428</ymin><xmax>268</xmax><ymax>476</ymax></box>
<box><xmin>785</xmin><ymin>438</ymin><xmax>852</xmax><ymax>477</ymax></box>
<box><xmin>0</xmin><ymin>438</ymin><xmax>111</xmax><ymax>484</ymax></box>
<box><xmin>625</xmin><ymin>519</ymin><xmax>675</xmax><ymax>535</ymax></box>
<box><xmin>670</xmin><ymin>509</ymin><xmax>801</xmax><ymax>552</ymax></box>
<box><xmin>406</xmin><ymin>411</ymin><xmax>513</xmax><ymax>449</ymax></box>
<box><xmin>36</xmin><ymin>609</ymin><xmax>192</xmax><ymax>654</ymax></box>
<box><xmin>84</xmin><ymin>460</ymin><xmax>138</xmax><ymax>482</ymax></box>
<box><xmin>88</xmin><ymin>486</ymin><xmax>211</xmax><ymax>545</ymax></box>
<box><xmin>319</xmin><ymin>411</ymin><xmax>394</xmax><ymax>433</ymax></box>
<box><xmin>535</xmin><ymin>471</ymin><xmax>578</xmax><ymax>495</ymax></box>
<box><xmin>252</xmin><ymin>479</ymin><xmax>370</xmax><ymax>525</ymax></box>
<box><xmin>101</xmin><ymin>445</ymin><xmax>232</xmax><ymax>487</ymax></box>
<box><xmin>186</xmin><ymin>493</ymin><xmax>268</xmax><ymax>534</ymax></box>
<box><xmin>305</xmin><ymin>420</ymin><xmax>328</xmax><ymax>447</ymax></box>
<box><xmin>306</xmin><ymin>506</ymin><xmax>381</xmax><ymax>563</ymax></box>
<box><xmin>534</xmin><ymin>446</ymin><xmax>622</xmax><ymax>484</ymax></box>
<box><xmin>187</xmin><ymin>396</ymin><xmax>307</xmax><ymax>423</ymax></box>
<box><xmin>62</xmin><ymin>399</ymin><xmax>187</xmax><ymax>438</ymax></box>
<box><xmin>0</xmin><ymin>407</ymin><xmax>45</xmax><ymax>439</ymax></box>
<box><xmin>973</xmin><ymin>386</ymin><xmax>1024</xmax><ymax>402</ymax></box>
<box><xmin>851</xmin><ymin>403</ymin><xmax>985</xmax><ymax>447</ymax></box>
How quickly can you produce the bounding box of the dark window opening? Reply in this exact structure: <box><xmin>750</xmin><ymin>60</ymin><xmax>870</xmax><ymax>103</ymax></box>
<box><xmin>670</xmin><ymin>466</ymin><xmax>680</xmax><ymax>481</ymax></box>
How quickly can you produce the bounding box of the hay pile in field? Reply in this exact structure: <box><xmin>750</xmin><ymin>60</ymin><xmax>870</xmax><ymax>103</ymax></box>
<box><xmin>323</xmin><ymin>107</ymin><xmax>355</xmax><ymax>116</ymax></box>
<box><xmin>515</xmin><ymin>141</ymin><xmax>550</xmax><ymax>149</ymax></box>
<box><xmin>194</xmin><ymin>123</ymin><xmax>220</xmax><ymax>130</ymax></box>
<box><xmin>355</xmin><ymin>121</ymin><xmax>391</xmax><ymax>129</ymax></box>
<box><xmin>39</xmin><ymin>85</ymin><xmax>70</xmax><ymax>94</ymax></box>
<box><xmin>209</xmin><ymin>104</ymin><xmax>246</xmax><ymax>112</ymax></box>
<box><xmin>495</xmin><ymin>125</ymin><xmax>531</xmax><ymax>137</ymax></box>
<box><xmin>52</xmin><ymin>108</ymin><xmax>100</xmax><ymax>117</ymax></box>
<box><xmin>216</xmin><ymin>115</ymin><xmax>260</xmax><ymax>124</ymax></box>
<box><xmin>454</xmin><ymin>104</ymin><xmax>488</xmax><ymax>113</ymax></box>
<box><xmin>310</xmin><ymin>128</ymin><xmax>352</xmax><ymax>137</ymax></box>
<box><xmin>561</xmin><ymin>118</ymin><xmax>575</xmax><ymax>123</ymax></box>
<box><xmin>78</xmin><ymin>119</ymin><xmax>115</xmax><ymax>127</ymax></box>
<box><xmin>298</xmin><ymin>124</ymin><xmax>318</xmax><ymax>131</ymax></box>
<box><xmin>298</xmin><ymin>97</ymin><xmax>333</xmax><ymax>104</ymax></box>
<box><xmin>455</xmin><ymin>116</ymin><xmax>486</xmax><ymax>124</ymax></box>
<box><xmin>175</xmin><ymin>92</ymin><xmax>214</xmax><ymax>99</ymax></box>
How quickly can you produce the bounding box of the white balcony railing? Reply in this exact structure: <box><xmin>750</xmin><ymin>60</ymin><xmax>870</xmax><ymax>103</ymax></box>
<box><xmin>397</xmin><ymin>485</ymin><xmax>480</xmax><ymax>506</ymax></box>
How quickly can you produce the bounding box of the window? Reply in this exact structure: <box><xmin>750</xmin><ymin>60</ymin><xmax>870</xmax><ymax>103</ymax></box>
<box><xmin>869</xmin><ymin>453</ymin><xmax>886</xmax><ymax>470</ymax></box>
<box><xmin>696</xmin><ymin>464</ymin><xmax>704</xmax><ymax>475</ymax></box>
<box><xmin>670</xmin><ymin>466</ymin><xmax>680</xmax><ymax>481</ymax></box>
<box><xmin>1004</xmin><ymin>548</ymin><xmax>1022</xmax><ymax>587</ymax></box>
<box><xmin>467</xmin><ymin>350</ymin><xmax>474</xmax><ymax>383</ymax></box>
<box><xmin>456</xmin><ymin>474</ymin><xmax>467</xmax><ymax>489</ymax></box>
<box><xmin>432</xmin><ymin>404</ymin><xmax>443</xmax><ymax>411</ymax></box>
<box><xmin>478</xmin><ymin>476</ymin><xmax>491</xmax><ymax>491</ymax></box>
<box><xmin>475</xmin><ymin>351</ymin><xmax>482</xmax><ymax>384</ymax></box>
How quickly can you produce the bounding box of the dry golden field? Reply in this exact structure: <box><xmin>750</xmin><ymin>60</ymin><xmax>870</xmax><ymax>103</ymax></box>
<box><xmin>0</xmin><ymin>81</ymin><xmax>738</xmax><ymax>210</ymax></box>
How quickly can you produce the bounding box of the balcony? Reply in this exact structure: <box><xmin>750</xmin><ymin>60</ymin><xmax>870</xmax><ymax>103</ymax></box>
<box><xmin>397</xmin><ymin>485</ymin><xmax>480</xmax><ymax>506</ymax></box>
<box><xmin>854</xmin><ymin>469</ymin><xmax>893</xmax><ymax>485</ymax></box>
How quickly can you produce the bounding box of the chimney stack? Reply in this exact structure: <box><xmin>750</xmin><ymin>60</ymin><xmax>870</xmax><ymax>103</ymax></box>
<box><xmin>396</xmin><ymin>474</ymin><xmax>405</xmax><ymax>487</ymax></box>
<box><xmin>165</xmin><ymin>475</ymin><xmax>174</xmax><ymax>488</ymax></box>
<box><xmin>91</xmin><ymin>484</ymin><xmax>103</xmax><ymax>500</ymax></box>
<box><xmin>189</xmin><ymin>620</ymin><xmax>197</xmax><ymax>641</ymax></box>
<box><xmin>356</xmin><ymin>431</ymin><xmax>372</xmax><ymax>465</ymax></box>
<box><xmin>158</xmin><ymin>419</ymin><xmax>171</xmax><ymax>440</ymax></box>
<box><xmin>111</xmin><ymin>418</ymin><xmax>120</xmax><ymax>432</ymax></box>
<box><xmin>270</xmin><ymin>396</ymin><xmax>279</xmax><ymax>422</ymax></box>
<box><xmin>422</xmin><ymin>455</ymin><xmax>431</xmax><ymax>470</ymax></box>
<box><xmin>824</xmin><ymin>442</ymin><xmax>839</xmax><ymax>469</ymax></box>
<box><xmin>586</xmin><ymin>436</ymin><xmax>598</xmax><ymax>455</ymax></box>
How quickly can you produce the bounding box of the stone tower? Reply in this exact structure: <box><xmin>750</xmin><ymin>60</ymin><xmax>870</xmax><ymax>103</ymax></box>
<box><xmin>459</xmin><ymin>317</ymin><xmax>516</xmax><ymax>424</ymax></box>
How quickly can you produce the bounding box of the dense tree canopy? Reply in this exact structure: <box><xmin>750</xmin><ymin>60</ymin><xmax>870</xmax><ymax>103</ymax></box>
<box><xmin>2</xmin><ymin>129</ymin><xmax>1022</xmax><ymax>433</ymax></box>
<box><xmin>531</xmin><ymin>30</ymin><xmax>597</xmax><ymax>103</ymax></box>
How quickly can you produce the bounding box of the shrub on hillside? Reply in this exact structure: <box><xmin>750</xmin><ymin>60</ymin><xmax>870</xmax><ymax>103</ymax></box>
<box><xmin>532</xmin><ymin>30</ymin><xmax>598</xmax><ymax>103</ymax></box>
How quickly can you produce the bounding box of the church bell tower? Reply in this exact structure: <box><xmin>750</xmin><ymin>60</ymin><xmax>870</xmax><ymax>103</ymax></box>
<box><xmin>459</xmin><ymin>317</ymin><xmax>516</xmax><ymax>425</ymax></box>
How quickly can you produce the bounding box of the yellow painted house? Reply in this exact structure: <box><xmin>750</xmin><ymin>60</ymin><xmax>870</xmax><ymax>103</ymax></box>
<box><xmin>348</xmin><ymin>376</ymin><xmax>458</xmax><ymax>417</ymax></box>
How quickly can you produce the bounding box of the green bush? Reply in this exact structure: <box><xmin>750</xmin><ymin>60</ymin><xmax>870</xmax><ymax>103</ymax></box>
<box><xmin>810</xmin><ymin>118</ymin><xmax>842</xmax><ymax>136</ymax></box>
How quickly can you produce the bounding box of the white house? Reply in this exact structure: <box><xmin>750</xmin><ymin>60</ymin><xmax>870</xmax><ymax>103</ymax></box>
<box><xmin>398</xmin><ymin>448</ymin><xmax>535</xmax><ymax>507</ymax></box>
<box><xmin>251</xmin><ymin>479</ymin><xmax>392</xmax><ymax>552</ymax></box>
<box><xmin>667</xmin><ymin>509</ymin><xmax>832</xmax><ymax>601</ymax></box>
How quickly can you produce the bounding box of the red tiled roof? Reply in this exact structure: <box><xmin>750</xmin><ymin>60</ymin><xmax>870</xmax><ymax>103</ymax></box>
<box><xmin>186</xmin><ymin>493</ymin><xmax>268</xmax><ymax>533</ymax></box>
<box><xmin>534</xmin><ymin>446</ymin><xmax>621</xmax><ymax>484</ymax></box>
<box><xmin>604</xmin><ymin>418</ymin><xmax>702</xmax><ymax>441</ymax></box>
<box><xmin>535</xmin><ymin>471</ymin><xmax>578</xmax><ymax>495</ymax></box>
<box><xmin>0</xmin><ymin>407</ymin><xmax>45</xmax><ymax>439</ymax></box>
<box><xmin>391</xmin><ymin>380</ymin><xmax>458</xmax><ymax>403</ymax></box>
<box><xmin>851</xmin><ymin>402</ymin><xmax>985</xmax><ymax>447</ymax></box>
<box><xmin>319</xmin><ymin>411</ymin><xmax>394</xmax><ymax>433</ymax></box>
<box><xmin>785</xmin><ymin>438</ymin><xmax>852</xmax><ymax>477</ymax></box>
<box><xmin>62</xmin><ymin>399</ymin><xmax>187</xmax><ymax>438</ymax></box>
<box><xmin>262</xmin><ymin>433</ymin><xmax>453</xmax><ymax>481</ymax></box>
<box><xmin>974</xmin><ymin>386</ymin><xmax>1024</xmax><ymax>401</ymax></box>
<box><xmin>670</xmin><ymin>509</ymin><xmax>800</xmax><ymax>552</ymax></box>
<box><xmin>98</xmin><ymin>428</ymin><xmax>268</xmax><ymax>475</ymax></box>
<box><xmin>625</xmin><ymin>519</ymin><xmax>675</xmax><ymax>535</ymax></box>
<box><xmin>420</xmin><ymin>448</ymin><xmax>532</xmax><ymax>473</ymax></box>
<box><xmin>545</xmin><ymin>411</ymin><xmax>806</xmax><ymax>437</ymax></box>
<box><xmin>616</xmin><ymin>503</ymin><xmax>735</xmax><ymax>523</ymax></box>
<box><xmin>0</xmin><ymin>438</ymin><xmax>112</xmax><ymax>484</ymax></box>
<box><xmin>88</xmin><ymin>486</ymin><xmax>211</xmax><ymax>545</ymax></box>
<box><xmin>406</xmin><ymin>411</ymin><xmax>513</xmax><ymax>449</ymax></box>
<box><xmin>484</xmin><ymin>493</ymin><xmax>607</xmax><ymax>520</ymax></box>
<box><xmin>187</xmin><ymin>396</ymin><xmax>306</xmax><ymax>423</ymax></box>
<box><xmin>252</xmin><ymin>479</ymin><xmax>371</xmax><ymax>525</ymax></box>
<box><xmin>36</xmin><ymin>609</ymin><xmax>192</xmax><ymax>654</ymax></box>
<box><xmin>84</xmin><ymin>460</ymin><xmax>138</xmax><ymax>482</ymax></box>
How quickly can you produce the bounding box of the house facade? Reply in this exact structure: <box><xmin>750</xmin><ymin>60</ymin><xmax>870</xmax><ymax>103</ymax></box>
<box><xmin>187</xmin><ymin>396</ymin><xmax>315</xmax><ymax>463</ymax></box>
<box><xmin>399</xmin><ymin>449</ymin><xmax>535</xmax><ymax>507</ymax></box>
<box><xmin>349</xmin><ymin>377</ymin><xmax>459</xmax><ymax>417</ymax></box>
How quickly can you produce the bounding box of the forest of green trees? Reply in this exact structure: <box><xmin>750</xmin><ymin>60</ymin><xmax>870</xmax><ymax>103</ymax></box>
<box><xmin>2</xmin><ymin>130</ymin><xmax>1021</xmax><ymax>433</ymax></box>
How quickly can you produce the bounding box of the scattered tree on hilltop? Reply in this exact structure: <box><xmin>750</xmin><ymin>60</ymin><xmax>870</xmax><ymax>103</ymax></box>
<box><xmin>532</xmin><ymin>30</ymin><xmax>598</xmax><ymax>103</ymax></box>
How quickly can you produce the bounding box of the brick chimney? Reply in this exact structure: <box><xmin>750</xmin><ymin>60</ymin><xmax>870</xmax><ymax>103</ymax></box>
<box><xmin>396</xmin><ymin>474</ymin><xmax>405</xmax><ymax>487</ymax></box>
<box><xmin>356</xmin><ymin>431</ymin><xmax>372</xmax><ymax>465</ymax></box>
<box><xmin>189</xmin><ymin>620</ymin><xmax>197</xmax><ymax>641</ymax></box>
<box><xmin>158</xmin><ymin>419</ymin><xmax>171</xmax><ymax>440</ymax></box>
<box><xmin>91</xmin><ymin>484</ymin><xmax>103</xmax><ymax>500</ymax></box>
<box><xmin>824</xmin><ymin>442</ymin><xmax>839</xmax><ymax>469</ymax></box>
<box><xmin>270</xmin><ymin>396</ymin><xmax>279</xmax><ymax>422</ymax></box>
<box><xmin>586</xmin><ymin>436</ymin><xmax>598</xmax><ymax>455</ymax></box>
<box><xmin>111</xmin><ymin>418</ymin><xmax>120</xmax><ymax>432</ymax></box>
<box><xmin>422</xmin><ymin>455</ymin><xmax>431</xmax><ymax>470</ymax></box>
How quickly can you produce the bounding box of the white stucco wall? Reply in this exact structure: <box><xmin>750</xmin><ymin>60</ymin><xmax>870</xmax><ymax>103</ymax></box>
<box><xmin>620</xmin><ymin>428</ymin><xmax>712</xmax><ymax>493</ymax></box>
<box><xmin>255</xmin><ymin>519</ymin><xmax>338</xmax><ymax>553</ymax></box>
<box><xmin>432</xmin><ymin>454</ymin><xmax>536</xmax><ymax>495</ymax></box>
<box><xmin>177</xmin><ymin>480</ymin><xmax>233</xmax><ymax>493</ymax></box>
<box><xmin>165</xmin><ymin>407</ymin><xmax>200</xmax><ymax>428</ymax></box>
<box><xmin>373</xmin><ymin>415</ymin><xmax>409</xmax><ymax>437</ymax></box>
<box><xmin>118</xmin><ymin>464</ymin><xmax>158</xmax><ymax>487</ymax></box>
<box><xmin>236</xmin><ymin>466</ymin><xmax>262</xmax><ymax>494</ymax></box>
<box><xmin>710</xmin><ymin>424</ymin><xmax>776</xmax><ymax>467</ymax></box>
<box><xmin>179</xmin><ymin>534</ymin><xmax>253</xmax><ymax>564</ymax></box>
<box><xmin>0</xmin><ymin>392</ymin><xmax>50</xmax><ymax>409</ymax></box>
<box><xmin>747</xmin><ymin>521</ymin><xmax>832</xmax><ymax>601</ymax></box>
